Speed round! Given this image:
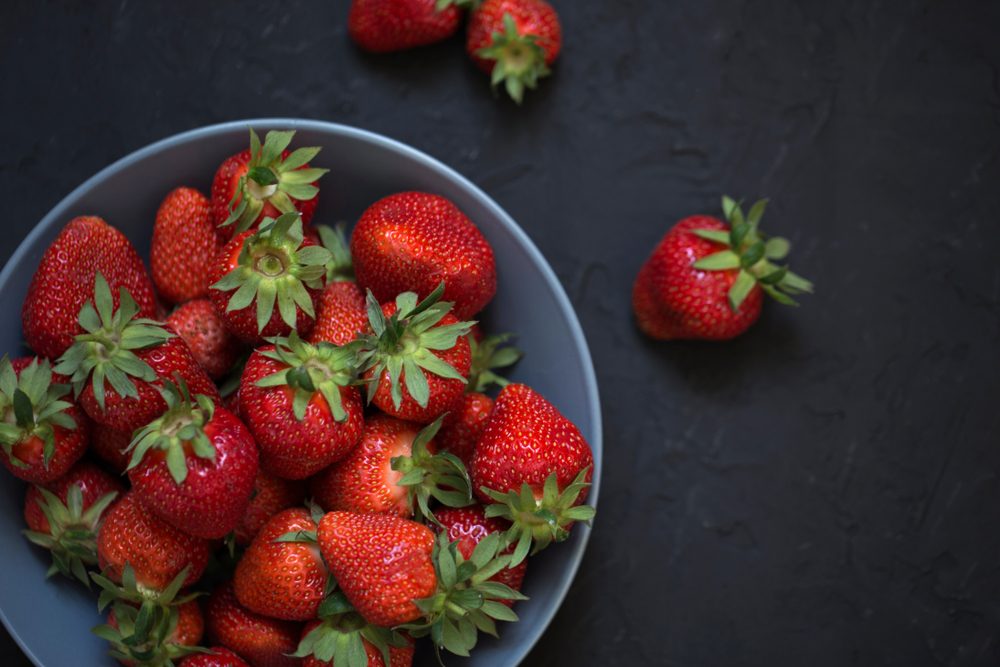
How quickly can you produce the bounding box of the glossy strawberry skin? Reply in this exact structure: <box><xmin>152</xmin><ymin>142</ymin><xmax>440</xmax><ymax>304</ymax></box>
<box><xmin>178</xmin><ymin>646</ymin><xmax>250</xmax><ymax>667</ymax></box>
<box><xmin>467</xmin><ymin>0</ymin><xmax>562</xmax><ymax>72</ymax></box>
<box><xmin>317</xmin><ymin>511</ymin><xmax>436</xmax><ymax>628</ymax></box>
<box><xmin>23</xmin><ymin>461</ymin><xmax>125</xmax><ymax>533</ymax></box>
<box><xmin>167</xmin><ymin>298</ymin><xmax>243</xmax><ymax>379</ymax></box>
<box><xmin>300</xmin><ymin>621</ymin><xmax>414</xmax><ymax>667</ymax></box>
<box><xmin>79</xmin><ymin>334</ymin><xmax>220</xmax><ymax>433</ymax></box>
<box><xmin>436</xmin><ymin>391</ymin><xmax>493</xmax><ymax>470</ymax></box>
<box><xmin>348</xmin><ymin>0</ymin><xmax>463</xmax><ymax>53</ymax></box>
<box><xmin>434</xmin><ymin>506</ymin><xmax>525</xmax><ymax>606</ymax></box>
<box><xmin>91</xmin><ymin>422</ymin><xmax>132</xmax><ymax>474</ymax></box>
<box><xmin>471</xmin><ymin>383</ymin><xmax>593</xmax><ymax>504</ymax></box>
<box><xmin>22</xmin><ymin>216</ymin><xmax>157</xmax><ymax>360</ymax></box>
<box><xmin>129</xmin><ymin>406</ymin><xmax>259</xmax><ymax>540</ymax></box>
<box><xmin>235</xmin><ymin>470</ymin><xmax>306</xmax><ymax>547</ymax></box>
<box><xmin>307</xmin><ymin>281</ymin><xmax>369</xmax><ymax>346</ymax></box>
<box><xmin>310</xmin><ymin>414</ymin><xmax>426</xmax><ymax>517</ymax></box>
<box><xmin>0</xmin><ymin>408</ymin><xmax>89</xmax><ymax>485</ymax></box>
<box><xmin>205</xmin><ymin>582</ymin><xmax>302</xmax><ymax>667</ymax></box>
<box><xmin>239</xmin><ymin>346</ymin><xmax>364</xmax><ymax>480</ymax></box>
<box><xmin>152</xmin><ymin>187</ymin><xmax>222</xmax><ymax>304</ymax></box>
<box><xmin>97</xmin><ymin>492</ymin><xmax>211</xmax><ymax>591</ymax></box>
<box><xmin>632</xmin><ymin>215</ymin><xmax>764</xmax><ymax>340</ymax></box>
<box><xmin>234</xmin><ymin>508</ymin><xmax>328</xmax><ymax>621</ymax></box>
<box><xmin>351</xmin><ymin>192</ymin><xmax>496</xmax><ymax>320</ymax></box>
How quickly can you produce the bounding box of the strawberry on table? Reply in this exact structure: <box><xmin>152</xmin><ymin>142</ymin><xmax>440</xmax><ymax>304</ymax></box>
<box><xmin>234</xmin><ymin>470</ymin><xmax>306</xmax><ymax>547</ymax></box>
<box><xmin>151</xmin><ymin>187</ymin><xmax>222</xmax><ymax>305</ymax></box>
<box><xmin>349</xmin><ymin>0</ymin><xmax>466</xmax><ymax>53</ymax></box>
<box><xmin>633</xmin><ymin>196</ymin><xmax>813</xmax><ymax>340</ymax></box>
<box><xmin>167</xmin><ymin>298</ymin><xmax>243</xmax><ymax>380</ymax></box>
<box><xmin>205</xmin><ymin>582</ymin><xmax>302</xmax><ymax>667</ymax></box>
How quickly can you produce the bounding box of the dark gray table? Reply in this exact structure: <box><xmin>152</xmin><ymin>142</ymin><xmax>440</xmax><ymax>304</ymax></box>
<box><xmin>2</xmin><ymin>1</ymin><xmax>999</xmax><ymax>665</ymax></box>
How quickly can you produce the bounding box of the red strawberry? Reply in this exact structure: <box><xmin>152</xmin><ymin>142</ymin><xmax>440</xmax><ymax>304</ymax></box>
<box><xmin>151</xmin><ymin>187</ymin><xmax>222</xmax><ymax>304</ymax></box>
<box><xmin>101</xmin><ymin>598</ymin><xmax>205</xmax><ymax>667</ymax></box>
<box><xmin>633</xmin><ymin>197</ymin><xmax>813</xmax><ymax>340</ymax></box>
<box><xmin>434</xmin><ymin>506</ymin><xmax>526</xmax><ymax>606</ymax></box>
<box><xmin>23</xmin><ymin>461</ymin><xmax>123</xmax><ymax>585</ymax></box>
<box><xmin>309</xmin><ymin>281</ymin><xmax>368</xmax><ymax>346</ymax></box>
<box><xmin>205</xmin><ymin>582</ymin><xmax>302</xmax><ymax>667</ymax></box>
<box><xmin>97</xmin><ymin>491</ymin><xmax>211</xmax><ymax>591</ymax></box>
<box><xmin>22</xmin><ymin>216</ymin><xmax>156</xmax><ymax>360</ymax></box>
<box><xmin>211</xmin><ymin>129</ymin><xmax>326</xmax><ymax>237</ymax></box>
<box><xmin>91</xmin><ymin>423</ymin><xmax>132</xmax><ymax>474</ymax></box>
<box><xmin>435</xmin><ymin>393</ymin><xmax>492</xmax><ymax>475</ymax></box>
<box><xmin>348</xmin><ymin>0</ymin><xmax>464</xmax><ymax>53</ymax></box>
<box><xmin>467</xmin><ymin>0</ymin><xmax>561</xmax><ymax>103</ymax></box>
<box><xmin>351</xmin><ymin>192</ymin><xmax>496</xmax><ymax>320</ymax></box>
<box><xmin>179</xmin><ymin>647</ymin><xmax>250</xmax><ymax>667</ymax></box>
<box><xmin>357</xmin><ymin>287</ymin><xmax>472</xmax><ymax>424</ymax></box>
<box><xmin>471</xmin><ymin>383</ymin><xmax>596</xmax><ymax>565</ymax></box>
<box><xmin>233</xmin><ymin>508</ymin><xmax>328</xmax><ymax>621</ymax></box>
<box><xmin>297</xmin><ymin>618</ymin><xmax>413</xmax><ymax>667</ymax></box>
<box><xmin>234</xmin><ymin>470</ymin><xmax>306</xmax><ymax>547</ymax></box>
<box><xmin>208</xmin><ymin>214</ymin><xmax>329</xmax><ymax>344</ymax></box>
<box><xmin>126</xmin><ymin>387</ymin><xmax>258</xmax><ymax>540</ymax></box>
<box><xmin>0</xmin><ymin>356</ymin><xmax>88</xmax><ymax>483</ymax></box>
<box><xmin>167</xmin><ymin>298</ymin><xmax>243</xmax><ymax>379</ymax></box>
<box><xmin>239</xmin><ymin>334</ymin><xmax>363</xmax><ymax>480</ymax></box>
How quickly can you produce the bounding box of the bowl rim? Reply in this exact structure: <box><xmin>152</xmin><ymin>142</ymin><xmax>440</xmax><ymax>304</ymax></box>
<box><xmin>0</xmin><ymin>118</ymin><xmax>602</xmax><ymax>667</ymax></box>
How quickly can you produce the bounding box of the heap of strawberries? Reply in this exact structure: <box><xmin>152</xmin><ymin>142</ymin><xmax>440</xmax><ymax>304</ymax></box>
<box><xmin>5</xmin><ymin>129</ymin><xmax>596</xmax><ymax>666</ymax></box>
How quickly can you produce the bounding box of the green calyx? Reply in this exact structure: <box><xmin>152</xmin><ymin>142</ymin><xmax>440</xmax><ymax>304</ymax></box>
<box><xmin>316</xmin><ymin>223</ymin><xmax>355</xmax><ymax>283</ymax></box>
<box><xmin>403</xmin><ymin>531</ymin><xmax>528</xmax><ymax>658</ymax></box>
<box><xmin>275</xmin><ymin>500</ymin><xmax>324</xmax><ymax>544</ymax></box>
<box><xmin>257</xmin><ymin>332</ymin><xmax>358</xmax><ymax>422</ymax></box>
<box><xmin>476</xmin><ymin>12</ymin><xmax>551</xmax><ymax>104</ymax></box>
<box><xmin>390</xmin><ymin>417</ymin><xmax>474</xmax><ymax>524</ymax></box>
<box><xmin>293</xmin><ymin>592</ymin><xmax>408</xmax><ymax>667</ymax></box>
<box><xmin>691</xmin><ymin>196</ymin><xmax>815</xmax><ymax>312</ymax></box>
<box><xmin>23</xmin><ymin>484</ymin><xmax>119</xmax><ymax>586</ymax></box>
<box><xmin>222</xmin><ymin>128</ymin><xmax>328</xmax><ymax>234</ymax></box>
<box><xmin>55</xmin><ymin>273</ymin><xmax>173</xmax><ymax>411</ymax></box>
<box><xmin>211</xmin><ymin>213</ymin><xmax>331</xmax><ymax>334</ymax></box>
<box><xmin>125</xmin><ymin>381</ymin><xmax>216</xmax><ymax>485</ymax></box>
<box><xmin>468</xmin><ymin>333</ymin><xmax>522</xmax><ymax>393</ymax></box>
<box><xmin>482</xmin><ymin>467</ymin><xmax>596</xmax><ymax>568</ymax></box>
<box><xmin>0</xmin><ymin>356</ymin><xmax>77</xmax><ymax>468</ymax></box>
<box><xmin>357</xmin><ymin>284</ymin><xmax>473</xmax><ymax>410</ymax></box>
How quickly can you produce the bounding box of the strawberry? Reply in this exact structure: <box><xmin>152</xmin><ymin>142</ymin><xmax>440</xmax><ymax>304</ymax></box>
<box><xmin>357</xmin><ymin>287</ymin><xmax>472</xmax><ymax>424</ymax></box>
<box><xmin>205</xmin><ymin>582</ymin><xmax>302</xmax><ymax>667</ymax></box>
<box><xmin>22</xmin><ymin>216</ymin><xmax>156</xmax><ymax>360</ymax></box>
<box><xmin>296</xmin><ymin>616</ymin><xmax>413</xmax><ymax>667</ymax></box>
<box><xmin>209</xmin><ymin>214</ymin><xmax>330</xmax><ymax>344</ymax></box>
<box><xmin>436</xmin><ymin>392</ymin><xmax>492</xmax><ymax>470</ymax></box>
<box><xmin>308</xmin><ymin>225</ymin><xmax>368</xmax><ymax>346</ymax></box>
<box><xmin>234</xmin><ymin>470</ymin><xmax>306</xmax><ymax>547</ymax></box>
<box><xmin>233</xmin><ymin>507</ymin><xmax>329</xmax><ymax>621</ymax></box>
<box><xmin>98</xmin><ymin>595</ymin><xmax>205</xmax><ymax>667</ymax></box>
<box><xmin>310</xmin><ymin>414</ymin><xmax>471</xmax><ymax>522</ymax></box>
<box><xmin>471</xmin><ymin>383</ymin><xmax>596</xmax><ymax>565</ymax></box>
<box><xmin>55</xmin><ymin>274</ymin><xmax>220</xmax><ymax>433</ymax></box>
<box><xmin>633</xmin><ymin>196</ymin><xmax>813</xmax><ymax>340</ymax></box>
<box><xmin>92</xmin><ymin>422</ymin><xmax>132</xmax><ymax>474</ymax></box>
<box><xmin>351</xmin><ymin>192</ymin><xmax>496</xmax><ymax>320</ymax></box>
<box><xmin>151</xmin><ymin>187</ymin><xmax>222</xmax><ymax>304</ymax></box>
<box><xmin>97</xmin><ymin>491</ymin><xmax>211</xmax><ymax>591</ymax></box>
<box><xmin>467</xmin><ymin>0</ymin><xmax>562</xmax><ymax>103</ymax></box>
<box><xmin>348</xmin><ymin>0</ymin><xmax>465</xmax><ymax>53</ymax></box>
<box><xmin>178</xmin><ymin>647</ymin><xmax>250</xmax><ymax>667</ymax></box>
<box><xmin>167</xmin><ymin>298</ymin><xmax>243</xmax><ymax>379</ymax></box>
<box><xmin>126</xmin><ymin>385</ymin><xmax>259</xmax><ymax>540</ymax></box>
<box><xmin>239</xmin><ymin>333</ymin><xmax>363</xmax><ymax>479</ymax></box>
<box><xmin>22</xmin><ymin>461</ymin><xmax>123</xmax><ymax>585</ymax></box>
<box><xmin>0</xmin><ymin>356</ymin><xmax>89</xmax><ymax>483</ymax></box>
<box><xmin>211</xmin><ymin>129</ymin><xmax>326</xmax><ymax>237</ymax></box>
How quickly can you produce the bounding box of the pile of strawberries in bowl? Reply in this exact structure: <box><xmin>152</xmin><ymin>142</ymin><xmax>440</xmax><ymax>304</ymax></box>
<box><xmin>1</xmin><ymin>127</ymin><xmax>597</xmax><ymax>667</ymax></box>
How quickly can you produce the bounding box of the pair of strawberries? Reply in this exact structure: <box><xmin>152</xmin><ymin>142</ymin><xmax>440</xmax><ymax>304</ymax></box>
<box><xmin>349</xmin><ymin>0</ymin><xmax>562</xmax><ymax>103</ymax></box>
<box><xmin>5</xmin><ymin>128</ymin><xmax>596</xmax><ymax>666</ymax></box>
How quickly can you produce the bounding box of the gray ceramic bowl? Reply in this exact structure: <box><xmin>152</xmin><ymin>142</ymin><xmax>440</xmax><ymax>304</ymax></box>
<box><xmin>0</xmin><ymin>119</ymin><xmax>601</xmax><ymax>667</ymax></box>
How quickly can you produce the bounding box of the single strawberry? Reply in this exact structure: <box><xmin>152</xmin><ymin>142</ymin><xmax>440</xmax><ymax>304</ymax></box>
<box><xmin>348</xmin><ymin>0</ymin><xmax>465</xmax><ymax>53</ymax></box>
<box><xmin>96</xmin><ymin>591</ymin><xmax>205</xmax><ymax>667</ymax></box>
<box><xmin>357</xmin><ymin>286</ymin><xmax>472</xmax><ymax>424</ymax></box>
<box><xmin>97</xmin><ymin>491</ymin><xmax>211</xmax><ymax>591</ymax></box>
<box><xmin>310</xmin><ymin>414</ymin><xmax>471</xmax><ymax>522</ymax></box>
<box><xmin>471</xmin><ymin>383</ymin><xmax>596</xmax><ymax>565</ymax></box>
<box><xmin>212</xmin><ymin>129</ymin><xmax>326</xmax><ymax>237</ymax></box>
<box><xmin>308</xmin><ymin>225</ymin><xmax>369</xmax><ymax>346</ymax></box>
<box><xmin>179</xmin><ymin>647</ymin><xmax>250</xmax><ymax>667</ymax></box>
<box><xmin>235</xmin><ymin>470</ymin><xmax>306</xmax><ymax>547</ymax></box>
<box><xmin>295</xmin><ymin>612</ymin><xmax>413</xmax><ymax>667</ymax></box>
<box><xmin>467</xmin><ymin>0</ymin><xmax>562</xmax><ymax>103</ymax></box>
<box><xmin>22</xmin><ymin>216</ymin><xmax>156</xmax><ymax>360</ymax></box>
<box><xmin>233</xmin><ymin>507</ymin><xmax>329</xmax><ymax>621</ymax></box>
<box><xmin>633</xmin><ymin>196</ymin><xmax>813</xmax><ymax>340</ymax></box>
<box><xmin>92</xmin><ymin>422</ymin><xmax>132</xmax><ymax>474</ymax></box>
<box><xmin>436</xmin><ymin>392</ymin><xmax>492</xmax><ymax>471</ymax></box>
<box><xmin>205</xmin><ymin>582</ymin><xmax>302</xmax><ymax>667</ymax></box>
<box><xmin>126</xmin><ymin>384</ymin><xmax>259</xmax><ymax>540</ymax></box>
<box><xmin>167</xmin><ymin>298</ymin><xmax>243</xmax><ymax>379</ymax></box>
<box><xmin>151</xmin><ymin>187</ymin><xmax>222</xmax><ymax>304</ymax></box>
<box><xmin>209</xmin><ymin>214</ymin><xmax>330</xmax><ymax>344</ymax></box>
<box><xmin>351</xmin><ymin>192</ymin><xmax>496</xmax><ymax>320</ymax></box>
<box><xmin>55</xmin><ymin>274</ymin><xmax>219</xmax><ymax>433</ymax></box>
<box><xmin>22</xmin><ymin>461</ymin><xmax>123</xmax><ymax>585</ymax></box>
<box><xmin>0</xmin><ymin>356</ymin><xmax>88</xmax><ymax>483</ymax></box>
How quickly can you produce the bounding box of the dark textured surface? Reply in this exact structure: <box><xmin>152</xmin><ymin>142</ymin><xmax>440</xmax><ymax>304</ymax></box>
<box><xmin>1</xmin><ymin>1</ymin><xmax>999</xmax><ymax>665</ymax></box>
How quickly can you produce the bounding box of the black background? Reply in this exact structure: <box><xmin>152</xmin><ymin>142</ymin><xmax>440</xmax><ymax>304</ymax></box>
<box><xmin>2</xmin><ymin>1</ymin><xmax>1000</xmax><ymax>665</ymax></box>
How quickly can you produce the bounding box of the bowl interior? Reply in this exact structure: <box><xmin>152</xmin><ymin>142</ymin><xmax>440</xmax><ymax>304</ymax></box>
<box><xmin>0</xmin><ymin>120</ymin><xmax>601</xmax><ymax>667</ymax></box>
